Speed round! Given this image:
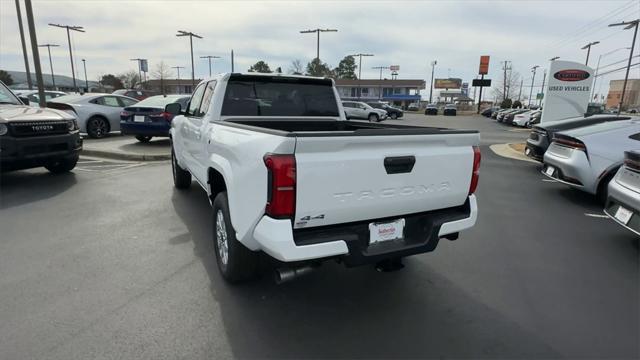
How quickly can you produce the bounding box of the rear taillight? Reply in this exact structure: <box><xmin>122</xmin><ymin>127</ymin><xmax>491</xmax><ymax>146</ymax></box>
<box><xmin>120</xmin><ymin>110</ymin><xmax>131</xmax><ymax>117</ymax></box>
<box><xmin>469</xmin><ymin>146</ymin><xmax>481</xmax><ymax>195</ymax></box>
<box><xmin>553</xmin><ymin>135</ymin><xmax>586</xmax><ymax>151</ymax></box>
<box><xmin>264</xmin><ymin>154</ymin><xmax>296</xmax><ymax>219</ymax></box>
<box><xmin>624</xmin><ymin>151</ymin><xmax>640</xmax><ymax>172</ymax></box>
<box><xmin>149</xmin><ymin>112</ymin><xmax>174</xmax><ymax>122</ymax></box>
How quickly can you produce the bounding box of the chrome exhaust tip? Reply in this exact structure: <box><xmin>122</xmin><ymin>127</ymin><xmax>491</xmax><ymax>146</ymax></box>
<box><xmin>274</xmin><ymin>265</ymin><xmax>314</xmax><ymax>284</ymax></box>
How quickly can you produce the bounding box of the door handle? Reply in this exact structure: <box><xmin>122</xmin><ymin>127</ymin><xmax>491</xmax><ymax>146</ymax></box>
<box><xmin>384</xmin><ymin>156</ymin><xmax>416</xmax><ymax>174</ymax></box>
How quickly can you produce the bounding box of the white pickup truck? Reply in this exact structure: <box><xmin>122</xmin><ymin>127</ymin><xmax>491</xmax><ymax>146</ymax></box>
<box><xmin>167</xmin><ymin>73</ymin><xmax>481</xmax><ymax>283</ymax></box>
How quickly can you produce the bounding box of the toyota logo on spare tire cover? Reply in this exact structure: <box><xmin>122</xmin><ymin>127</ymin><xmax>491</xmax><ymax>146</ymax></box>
<box><xmin>553</xmin><ymin>69</ymin><xmax>590</xmax><ymax>82</ymax></box>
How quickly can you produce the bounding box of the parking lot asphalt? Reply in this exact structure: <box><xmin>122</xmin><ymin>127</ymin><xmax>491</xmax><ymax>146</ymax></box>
<box><xmin>0</xmin><ymin>114</ymin><xmax>637</xmax><ymax>359</ymax></box>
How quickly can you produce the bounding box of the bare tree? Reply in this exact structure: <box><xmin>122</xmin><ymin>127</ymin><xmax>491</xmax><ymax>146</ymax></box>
<box><xmin>152</xmin><ymin>61</ymin><xmax>173</xmax><ymax>95</ymax></box>
<box><xmin>288</xmin><ymin>59</ymin><xmax>304</xmax><ymax>75</ymax></box>
<box><xmin>118</xmin><ymin>70</ymin><xmax>140</xmax><ymax>89</ymax></box>
<box><xmin>492</xmin><ymin>70</ymin><xmax>522</xmax><ymax>102</ymax></box>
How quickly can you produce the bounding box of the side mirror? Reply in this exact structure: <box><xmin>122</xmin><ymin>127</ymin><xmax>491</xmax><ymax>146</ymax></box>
<box><xmin>19</xmin><ymin>96</ymin><xmax>30</xmax><ymax>105</ymax></box>
<box><xmin>165</xmin><ymin>102</ymin><xmax>182</xmax><ymax>115</ymax></box>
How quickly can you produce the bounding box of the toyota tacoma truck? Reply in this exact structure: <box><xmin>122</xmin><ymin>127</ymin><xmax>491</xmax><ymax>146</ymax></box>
<box><xmin>0</xmin><ymin>82</ymin><xmax>82</xmax><ymax>173</ymax></box>
<box><xmin>168</xmin><ymin>73</ymin><xmax>481</xmax><ymax>283</ymax></box>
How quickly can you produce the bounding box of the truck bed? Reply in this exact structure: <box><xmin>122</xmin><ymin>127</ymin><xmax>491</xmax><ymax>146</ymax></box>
<box><xmin>220</xmin><ymin>119</ymin><xmax>477</xmax><ymax>137</ymax></box>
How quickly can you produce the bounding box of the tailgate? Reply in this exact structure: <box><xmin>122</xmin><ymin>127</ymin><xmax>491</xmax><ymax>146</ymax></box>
<box><xmin>293</xmin><ymin>132</ymin><xmax>479</xmax><ymax>229</ymax></box>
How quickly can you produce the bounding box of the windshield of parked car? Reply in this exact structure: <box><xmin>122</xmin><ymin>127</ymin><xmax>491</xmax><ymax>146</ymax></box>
<box><xmin>135</xmin><ymin>95</ymin><xmax>188</xmax><ymax>107</ymax></box>
<box><xmin>0</xmin><ymin>83</ymin><xmax>22</xmax><ymax>105</ymax></box>
<box><xmin>221</xmin><ymin>75</ymin><xmax>339</xmax><ymax>117</ymax></box>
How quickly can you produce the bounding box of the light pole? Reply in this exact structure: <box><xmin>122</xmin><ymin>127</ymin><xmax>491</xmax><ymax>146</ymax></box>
<box><xmin>549</xmin><ymin>56</ymin><xmax>560</xmax><ymax>61</ymax></box>
<box><xmin>592</xmin><ymin>47</ymin><xmax>631</xmax><ymax>102</ymax></box>
<box><xmin>38</xmin><ymin>44</ymin><xmax>59</xmax><ymax>89</ymax></box>
<box><xmin>372</xmin><ymin>66</ymin><xmax>389</xmax><ymax>99</ymax></box>
<box><xmin>538</xmin><ymin>69</ymin><xmax>547</xmax><ymax>106</ymax></box>
<box><xmin>81</xmin><ymin>59</ymin><xmax>88</xmax><ymax>92</ymax></box>
<box><xmin>200</xmin><ymin>55</ymin><xmax>221</xmax><ymax>77</ymax></box>
<box><xmin>172</xmin><ymin>66</ymin><xmax>184</xmax><ymax>80</ymax></box>
<box><xmin>130</xmin><ymin>58</ymin><xmax>145</xmax><ymax>88</ymax></box>
<box><xmin>429</xmin><ymin>60</ymin><xmax>436</xmax><ymax>104</ymax></box>
<box><xmin>349</xmin><ymin>53</ymin><xmax>374</xmax><ymax>99</ymax></box>
<box><xmin>581</xmin><ymin>41</ymin><xmax>600</xmax><ymax>66</ymax></box>
<box><xmin>609</xmin><ymin>19</ymin><xmax>639</xmax><ymax>115</ymax></box>
<box><xmin>528</xmin><ymin>65</ymin><xmax>539</xmax><ymax>107</ymax></box>
<box><xmin>23</xmin><ymin>0</ymin><xmax>45</xmax><ymax>106</ymax></box>
<box><xmin>15</xmin><ymin>0</ymin><xmax>32</xmax><ymax>89</ymax></box>
<box><xmin>49</xmin><ymin>23</ymin><xmax>84</xmax><ymax>93</ymax></box>
<box><xmin>300</xmin><ymin>28</ymin><xmax>338</xmax><ymax>60</ymax></box>
<box><xmin>176</xmin><ymin>30</ymin><xmax>203</xmax><ymax>88</ymax></box>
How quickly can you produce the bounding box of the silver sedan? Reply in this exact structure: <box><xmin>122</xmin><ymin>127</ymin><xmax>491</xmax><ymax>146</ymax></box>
<box><xmin>48</xmin><ymin>93</ymin><xmax>138</xmax><ymax>138</ymax></box>
<box><xmin>605</xmin><ymin>150</ymin><xmax>640</xmax><ymax>236</ymax></box>
<box><xmin>542</xmin><ymin>117</ymin><xmax>640</xmax><ymax>202</ymax></box>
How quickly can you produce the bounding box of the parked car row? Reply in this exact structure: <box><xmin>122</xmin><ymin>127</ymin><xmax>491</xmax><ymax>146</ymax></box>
<box><xmin>487</xmin><ymin>107</ymin><xmax>541</xmax><ymax>128</ymax></box>
<box><xmin>424</xmin><ymin>104</ymin><xmax>457</xmax><ymax>116</ymax></box>
<box><xmin>520</xmin><ymin>113</ymin><xmax>640</xmax><ymax>236</ymax></box>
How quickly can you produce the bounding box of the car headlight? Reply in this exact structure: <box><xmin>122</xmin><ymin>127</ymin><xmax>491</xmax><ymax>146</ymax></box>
<box><xmin>67</xmin><ymin>119</ymin><xmax>77</xmax><ymax>131</ymax></box>
<box><xmin>0</xmin><ymin>123</ymin><xmax>7</xmax><ymax>136</ymax></box>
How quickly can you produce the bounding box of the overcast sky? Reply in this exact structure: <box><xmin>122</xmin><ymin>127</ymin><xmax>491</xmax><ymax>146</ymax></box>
<box><xmin>1</xmin><ymin>0</ymin><xmax>638</xmax><ymax>98</ymax></box>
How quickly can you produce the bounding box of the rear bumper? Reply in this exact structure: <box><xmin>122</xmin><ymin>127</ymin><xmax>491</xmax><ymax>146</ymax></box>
<box><xmin>252</xmin><ymin>195</ymin><xmax>477</xmax><ymax>264</ymax></box>
<box><xmin>542</xmin><ymin>145</ymin><xmax>596</xmax><ymax>193</ymax></box>
<box><xmin>120</xmin><ymin>121</ymin><xmax>170</xmax><ymax>137</ymax></box>
<box><xmin>604</xmin><ymin>175</ymin><xmax>640</xmax><ymax>236</ymax></box>
<box><xmin>0</xmin><ymin>132</ymin><xmax>82</xmax><ymax>171</ymax></box>
<box><xmin>524</xmin><ymin>142</ymin><xmax>545</xmax><ymax>162</ymax></box>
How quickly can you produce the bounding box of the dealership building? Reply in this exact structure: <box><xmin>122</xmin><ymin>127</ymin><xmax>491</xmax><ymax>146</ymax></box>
<box><xmin>606</xmin><ymin>79</ymin><xmax>640</xmax><ymax>109</ymax></box>
<box><xmin>335</xmin><ymin>79</ymin><xmax>425</xmax><ymax>108</ymax></box>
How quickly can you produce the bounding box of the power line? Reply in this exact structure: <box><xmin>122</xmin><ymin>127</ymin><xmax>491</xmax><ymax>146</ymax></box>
<box><xmin>598</xmin><ymin>54</ymin><xmax>640</xmax><ymax>71</ymax></box>
<box><xmin>595</xmin><ymin>62</ymin><xmax>639</xmax><ymax>77</ymax></box>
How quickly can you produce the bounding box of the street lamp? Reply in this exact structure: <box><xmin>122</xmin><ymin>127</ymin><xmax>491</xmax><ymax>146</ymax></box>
<box><xmin>300</xmin><ymin>28</ymin><xmax>338</xmax><ymax>60</ymax></box>
<box><xmin>529</xmin><ymin>65</ymin><xmax>539</xmax><ymax>107</ymax></box>
<box><xmin>172</xmin><ymin>66</ymin><xmax>184</xmax><ymax>80</ymax></box>
<box><xmin>200</xmin><ymin>55</ymin><xmax>221</xmax><ymax>77</ymax></box>
<box><xmin>81</xmin><ymin>59</ymin><xmax>88</xmax><ymax>92</ymax></box>
<box><xmin>429</xmin><ymin>60</ymin><xmax>437</xmax><ymax>104</ymax></box>
<box><xmin>349</xmin><ymin>53</ymin><xmax>374</xmax><ymax>99</ymax></box>
<box><xmin>592</xmin><ymin>47</ymin><xmax>631</xmax><ymax>102</ymax></box>
<box><xmin>608</xmin><ymin>19</ymin><xmax>639</xmax><ymax>114</ymax></box>
<box><xmin>15</xmin><ymin>0</ymin><xmax>32</xmax><ymax>89</ymax></box>
<box><xmin>581</xmin><ymin>41</ymin><xmax>600</xmax><ymax>66</ymax></box>
<box><xmin>176</xmin><ymin>30</ymin><xmax>203</xmax><ymax>88</ymax></box>
<box><xmin>49</xmin><ymin>23</ymin><xmax>85</xmax><ymax>93</ymax></box>
<box><xmin>549</xmin><ymin>56</ymin><xmax>560</xmax><ymax>61</ymax></box>
<box><xmin>38</xmin><ymin>44</ymin><xmax>59</xmax><ymax>89</ymax></box>
<box><xmin>130</xmin><ymin>58</ymin><xmax>146</xmax><ymax>88</ymax></box>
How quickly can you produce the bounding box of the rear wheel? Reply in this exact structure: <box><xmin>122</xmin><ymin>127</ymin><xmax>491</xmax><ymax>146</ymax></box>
<box><xmin>135</xmin><ymin>135</ymin><xmax>152</xmax><ymax>143</ymax></box>
<box><xmin>86</xmin><ymin>116</ymin><xmax>109</xmax><ymax>138</ymax></box>
<box><xmin>45</xmin><ymin>153</ymin><xmax>79</xmax><ymax>174</ymax></box>
<box><xmin>213</xmin><ymin>192</ymin><xmax>259</xmax><ymax>283</ymax></box>
<box><xmin>368</xmin><ymin>113</ymin><xmax>379</xmax><ymax>122</ymax></box>
<box><xmin>390</xmin><ymin>113</ymin><xmax>398</xmax><ymax>120</ymax></box>
<box><xmin>171</xmin><ymin>146</ymin><xmax>191</xmax><ymax>189</ymax></box>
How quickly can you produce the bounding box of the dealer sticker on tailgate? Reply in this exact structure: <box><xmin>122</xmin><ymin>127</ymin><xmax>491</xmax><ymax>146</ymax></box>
<box><xmin>369</xmin><ymin>218</ymin><xmax>405</xmax><ymax>244</ymax></box>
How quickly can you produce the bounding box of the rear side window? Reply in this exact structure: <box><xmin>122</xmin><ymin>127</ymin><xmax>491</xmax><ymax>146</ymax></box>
<box><xmin>221</xmin><ymin>76</ymin><xmax>339</xmax><ymax>117</ymax></box>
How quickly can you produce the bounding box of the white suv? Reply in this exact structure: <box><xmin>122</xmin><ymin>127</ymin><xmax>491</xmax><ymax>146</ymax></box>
<box><xmin>342</xmin><ymin>101</ymin><xmax>387</xmax><ymax>122</ymax></box>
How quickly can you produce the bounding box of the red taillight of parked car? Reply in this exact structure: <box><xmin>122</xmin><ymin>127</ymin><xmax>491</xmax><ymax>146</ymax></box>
<box><xmin>264</xmin><ymin>154</ymin><xmax>296</xmax><ymax>219</ymax></box>
<box><xmin>149</xmin><ymin>112</ymin><xmax>174</xmax><ymax>122</ymax></box>
<box><xmin>120</xmin><ymin>110</ymin><xmax>131</xmax><ymax>118</ymax></box>
<box><xmin>553</xmin><ymin>135</ymin><xmax>586</xmax><ymax>151</ymax></box>
<box><xmin>624</xmin><ymin>151</ymin><xmax>640</xmax><ymax>172</ymax></box>
<box><xmin>469</xmin><ymin>146</ymin><xmax>481</xmax><ymax>195</ymax></box>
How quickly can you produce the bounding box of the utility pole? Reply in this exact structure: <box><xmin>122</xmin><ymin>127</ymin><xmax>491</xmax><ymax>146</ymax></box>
<box><xmin>581</xmin><ymin>41</ymin><xmax>600</xmax><ymax>66</ymax></box>
<box><xmin>231</xmin><ymin>49</ymin><xmax>234</xmax><ymax>72</ymax></box>
<box><xmin>609</xmin><ymin>19</ymin><xmax>639</xmax><ymax>115</ymax></box>
<box><xmin>172</xmin><ymin>66</ymin><xmax>184</xmax><ymax>80</ymax></box>
<box><xmin>538</xmin><ymin>69</ymin><xmax>547</xmax><ymax>106</ymax></box>
<box><xmin>38</xmin><ymin>44</ymin><xmax>59</xmax><ymax>89</ymax></box>
<box><xmin>300</xmin><ymin>28</ymin><xmax>338</xmax><ymax>60</ymax></box>
<box><xmin>517</xmin><ymin>78</ymin><xmax>523</xmax><ymax>102</ymax></box>
<box><xmin>130</xmin><ymin>58</ymin><xmax>144</xmax><ymax>88</ymax></box>
<box><xmin>349</xmin><ymin>53</ymin><xmax>374</xmax><ymax>99</ymax></box>
<box><xmin>592</xmin><ymin>47</ymin><xmax>630</xmax><ymax>102</ymax></box>
<box><xmin>501</xmin><ymin>61</ymin><xmax>511</xmax><ymax>102</ymax></box>
<box><xmin>81</xmin><ymin>59</ymin><xmax>88</xmax><ymax>92</ymax></box>
<box><xmin>23</xmin><ymin>0</ymin><xmax>45</xmax><ymax>107</ymax></box>
<box><xmin>176</xmin><ymin>30</ymin><xmax>202</xmax><ymax>88</ymax></box>
<box><xmin>529</xmin><ymin>65</ymin><xmax>539</xmax><ymax>107</ymax></box>
<box><xmin>429</xmin><ymin>60</ymin><xmax>437</xmax><ymax>103</ymax></box>
<box><xmin>372</xmin><ymin>66</ymin><xmax>389</xmax><ymax>99</ymax></box>
<box><xmin>49</xmin><ymin>23</ymin><xmax>84</xmax><ymax>93</ymax></box>
<box><xmin>200</xmin><ymin>55</ymin><xmax>221</xmax><ymax>77</ymax></box>
<box><xmin>15</xmin><ymin>0</ymin><xmax>33</xmax><ymax>89</ymax></box>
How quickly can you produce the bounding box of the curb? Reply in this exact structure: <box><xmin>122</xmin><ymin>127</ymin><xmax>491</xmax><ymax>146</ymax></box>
<box><xmin>81</xmin><ymin>148</ymin><xmax>170</xmax><ymax>162</ymax></box>
<box><xmin>489</xmin><ymin>143</ymin><xmax>538</xmax><ymax>164</ymax></box>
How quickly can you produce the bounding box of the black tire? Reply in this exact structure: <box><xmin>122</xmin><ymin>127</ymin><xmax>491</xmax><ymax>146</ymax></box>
<box><xmin>368</xmin><ymin>113</ymin><xmax>379</xmax><ymax>122</ymax></box>
<box><xmin>135</xmin><ymin>135</ymin><xmax>152</xmax><ymax>143</ymax></box>
<box><xmin>86</xmin><ymin>116</ymin><xmax>109</xmax><ymax>139</ymax></box>
<box><xmin>597</xmin><ymin>171</ymin><xmax>616</xmax><ymax>205</ymax></box>
<box><xmin>213</xmin><ymin>192</ymin><xmax>259</xmax><ymax>283</ymax></box>
<box><xmin>45</xmin><ymin>153</ymin><xmax>79</xmax><ymax>174</ymax></box>
<box><xmin>390</xmin><ymin>113</ymin><xmax>398</xmax><ymax>120</ymax></box>
<box><xmin>171</xmin><ymin>146</ymin><xmax>191</xmax><ymax>189</ymax></box>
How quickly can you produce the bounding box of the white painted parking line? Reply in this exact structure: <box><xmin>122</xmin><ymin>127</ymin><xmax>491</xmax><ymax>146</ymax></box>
<box><xmin>584</xmin><ymin>213</ymin><xmax>609</xmax><ymax>219</ymax></box>
<box><xmin>542</xmin><ymin>179</ymin><xmax>556</xmax><ymax>182</ymax></box>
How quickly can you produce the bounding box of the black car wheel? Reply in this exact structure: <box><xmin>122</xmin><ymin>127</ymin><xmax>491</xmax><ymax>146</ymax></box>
<box><xmin>368</xmin><ymin>113</ymin><xmax>379</xmax><ymax>122</ymax></box>
<box><xmin>171</xmin><ymin>146</ymin><xmax>192</xmax><ymax>189</ymax></box>
<box><xmin>86</xmin><ymin>116</ymin><xmax>109</xmax><ymax>139</ymax></box>
<box><xmin>45</xmin><ymin>153</ymin><xmax>79</xmax><ymax>174</ymax></box>
<box><xmin>390</xmin><ymin>113</ymin><xmax>398</xmax><ymax>119</ymax></box>
<box><xmin>135</xmin><ymin>135</ymin><xmax>152</xmax><ymax>143</ymax></box>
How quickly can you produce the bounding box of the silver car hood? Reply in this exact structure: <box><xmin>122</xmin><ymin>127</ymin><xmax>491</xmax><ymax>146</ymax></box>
<box><xmin>0</xmin><ymin>105</ymin><xmax>75</xmax><ymax>123</ymax></box>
